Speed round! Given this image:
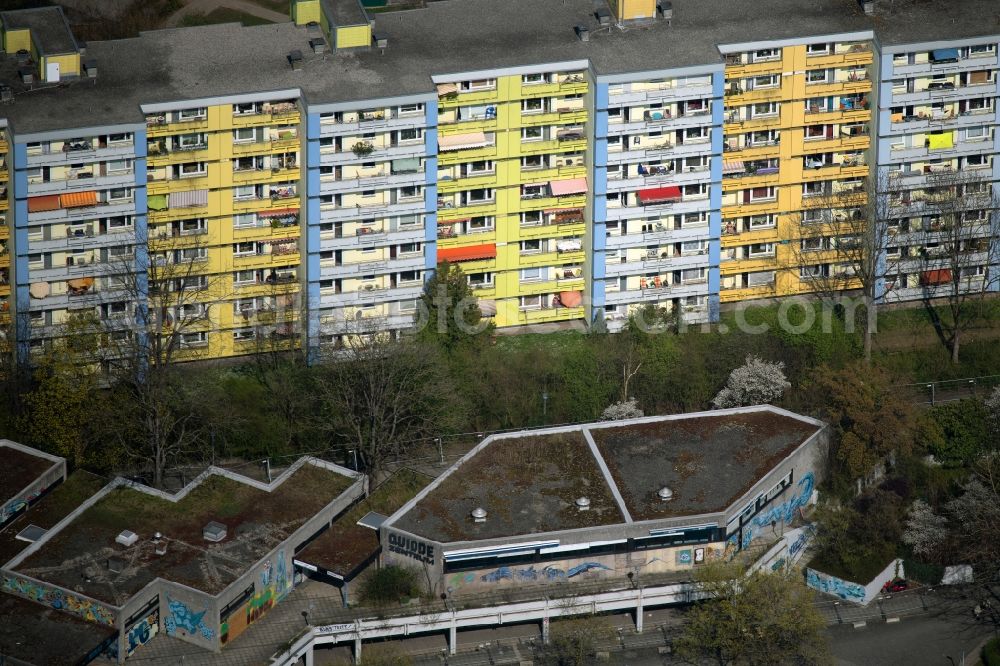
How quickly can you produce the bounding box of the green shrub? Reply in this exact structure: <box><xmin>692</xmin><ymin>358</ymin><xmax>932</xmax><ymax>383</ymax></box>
<box><xmin>984</xmin><ymin>637</ymin><xmax>1000</xmax><ymax>666</ymax></box>
<box><xmin>917</xmin><ymin>399</ymin><xmax>991</xmax><ymax>466</ymax></box>
<box><xmin>359</xmin><ymin>565</ymin><xmax>420</xmax><ymax>606</ymax></box>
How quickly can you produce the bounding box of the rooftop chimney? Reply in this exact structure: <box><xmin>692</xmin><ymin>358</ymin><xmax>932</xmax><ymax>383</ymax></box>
<box><xmin>861</xmin><ymin>0</ymin><xmax>875</xmax><ymax>15</ymax></box>
<box><xmin>575</xmin><ymin>25</ymin><xmax>590</xmax><ymax>42</ymax></box>
<box><xmin>373</xmin><ymin>33</ymin><xmax>388</xmax><ymax>54</ymax></box>
<box><xmin>84</xmin><ymin>59</ymin><xmax>98</xmax><ymax>79</ymax></box>
<box><xmin>659</xmin><ymin>1</ymin><xmax>673</xmax><ymax>23</ymax></box>
<box><xmin>18</xmin><ymin>67</ymin><xmax>34</xmax><ymax>86</ymax></box>
<box><xmin>288</xmin><ymin>50</ymin><xmax>304</xmax><ymax>71</ymax></box>
<box><xmin>309</xmin><ymin>38</ymin><xmax>326</xmax><ymax>54</ymax></box>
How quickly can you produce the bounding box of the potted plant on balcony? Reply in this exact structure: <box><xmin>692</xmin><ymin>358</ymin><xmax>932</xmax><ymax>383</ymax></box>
<box><xmin>352</xmin><ymin>141</ymin><xmax>375</xmax><ymax>158</ymax></box>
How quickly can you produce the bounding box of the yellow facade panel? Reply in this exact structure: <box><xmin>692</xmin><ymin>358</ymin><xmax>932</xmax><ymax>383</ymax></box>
<box><xmin>336</xmin><ymin>25</ymin><xmax>371</xmax><ymax>50</ymax></box>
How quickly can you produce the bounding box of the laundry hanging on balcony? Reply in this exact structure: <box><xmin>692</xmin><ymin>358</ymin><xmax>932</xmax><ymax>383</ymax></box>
<box><xmin>437</xmin><ymin>243</ymin><xmax>496</xmax><ymax>263</ymax></box>
<box><xmin>60</xmin><ymin>191</ymin><xmax>98</xmax><ymax>208</ymax></box>
<box><xmin>27</xmin><ymin>195</ymin><xmax>61</xmax><ymax>213</ymax></box>
<box><xmin>637</xmin><ymin>186</ymin><xmax>681</xmax><ymax>205</ymax></box>
<box><xmin>556</xmin><ymin>239</ymin><xmax>582</xmax><ymax>252</ymax></box>
<box><xmin>549</xmin><ymin>177</ymin><xmax>588</xmax><ymax>196</ymax></box>
<box><xmin>927</xmin><ymin>132</ymin><xmax>954</xmax><ymax>150</ymax></box>
<box><xmin>168</xmin><ymin>189</ymin><xmax>208</xmax><ymax>209</ymax></box>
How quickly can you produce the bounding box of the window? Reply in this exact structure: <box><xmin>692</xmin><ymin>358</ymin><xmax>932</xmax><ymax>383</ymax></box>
<box><xmin>398</xmin><ymin>270</ymin><xmax>421</xmax><ymax>282</ymax></box>
<box><xmin>522</xmin><ymin>184</ymin><xmax>546</xmax><ymax>199</ymax></box>
<box><xmin>749</xmin><ymin>187</ymin><xmax>775</xmax><ymax>201</ymax></box>
<box><xmin>519</xmin><ymin>295</ymin><xmax>543</xmax><ymax>310</ymax></box>
<box><xmin>234</xmin><ymin>270</ymin><xmax>256</xmax><ymax>284</ymax></box>
<box><xmin>462</xmin><ymin>79</ymin><xmax>496</xmax><ymax>91</ymax></box>
<box><xmin>805</xmin><ymin>97</ymin><xmax>829</xmax><ymax>113</ymax></box>
<box><xmin>964</xmin><ymin>126</ymin><xmax>988</xmax><ymax>141</ymax></box>
<box><xmin>802</xmin><ymin>181</ymin><xmax>829</xmax><ymax>197</ymax></box>
<box><xmin>804</xmin><ymin>124</ymin><xmax>828</xmax><ymax>140</ymax></box>
<box><xmin>398</xmin><ymin>298</ymin><xmax>419</xmax><ymax>311</ymax></box>
<box><xmin>234</xmin><ymin>329</ymin><xmax>255</xmax><ymax>341</ymax></box>
<box><xmin>399</xmin><ymin>242</ymin><xmax>421</xmax><ymax>255</ymax></box>
<box><xmin>398</xmin><ymin>128</ymin><xmax>422</xmax><ymax>143</ymax></box>
<box><xmin>398</xmin><ymin>103</ymin><xmax>423</xmax><ymax>116</ymax></box>
<box><xmin>233</xmin><ymin>102</ymin><xmax>261</xmax><ymax>116</ymax></box>
<box><xmin>469</xmin><ymin>216</ymin><xmax>494</xmax><ymax>232</ymax></box>
<box><xmin>520</xmin><ymin>239</ymin><xmax>542</xmax><ymax>254</ymax></box>
<box><xmin>468</xmin><ymin>160</ymin><xmax>494</xmax><ymax>174</ymax></box>
<box><xmin>521</xmin><ymin>210</ymin><xmax>543</xmax><ymax>226</ymax></box>
<box><xmin>234</xmin><ymin>213</ymin><xmax>257</xmax><ymax>228</ymax></box>
<box><xmin>179</xmin><ymin>332</ymin><xmax>208</xmax><ymax>347</ymax></box>
<box><xmin>966</xmin><ymin>154</ymin><xmax>989</xmax><ymax>169</ymax></box>
<box><xmin>806</xmin><ymin>69</ymin><xmax>830</xmax><ymax>84</ymax></box>
<box><xmin>107</xmin><ymin>188</ymin><xmax>131</xmax><ymax>202</ymax></box>
<box><xmin>521</xmin><ymin>126</ymin><xmax>544</xmax><ymax>142</ymax></box>
<box><xmin>178</xmin><ymin>162</ymin><xmax>206</xmax><ymax>178</ymax></box>
<box><xmin>751</xmin><ymin>102</ymin><xmax>779</xmax><ymax>118</ymax></box>
<box><xmin>177</xmin><ymin>133</ymin><xmax>206</xmax><ymax>149</ymax></box>
<box><xmin>681</xmin><ymin>241</ymin><xmax>706</xmax><ymax>255</ymax></box>
<box><xmin>177</xmin><ymin>108</ymin><xmax>207</xmax><ymax>121</ymax></box>
<box><xmin>233</xmin><ymin>128</ymin><xmax>257</xmax><ymax>144</ymax></box>
<box><xmin>522</xmin><ymin>97</ymin><xmax>545</xmax><ymax>114</ymax></box>
<box><xmin>521</xmin><ymin>155</ymin><xmax>544</xmax><ymax>171</ymax></box>
<box><xmin>752</xmin><ymin>48</ymin><xmax>781</xmax><ymax>62</ymax></box>
<box><xmin>806</xmin><ymin>43</ymin><xmax>830</xmax><ymax>56</ymax></box>
<box><xmin>801</xmin><ymin>237</ymin><xmax>824</xmax><ymax>251</ymax></box>
<box><xmin>969</xmin><ymin>44</ymin><xmax>996</xmax><ymax>58</ymax></box>
<box><xmin>681</xmin><ymin>268</ymin><xmax>706</xmax><ymax>283</ymax></box>
<box><xmin>106</xmin><ymin>159</ymin><xmax>131</xmax><ymax>173</ymax></box>
<box><xmin>751</xmin><ymin>75</ymin><xmax>779</xmax><ymax>89</ymax></box>
<box><xmin>108</xmin><ymin>216</ymin><xmax>132</xmax><ymax>229</ymax></box>
<box><xmin>522</xmin><ymin>73</ymin><xmax>549</xmax><ymax>85</ymax></box>
<box><xmin>519</xmin><ymin>267</ymin><xmax>542</xmax><ymax>282</ymax></box>
<box><xmin>749</xmin><ymin>215</ymin><xmax>774</xmax><ymax>229</ymax></box>
<box><xmin>749</xmin><ymin>243</ymin><xmax>774</xmax><ymax>256</ymax></box>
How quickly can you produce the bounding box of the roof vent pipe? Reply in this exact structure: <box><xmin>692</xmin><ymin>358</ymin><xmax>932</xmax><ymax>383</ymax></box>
<box><xmin>576</xmin><ymin>497</ymin><xmax>591</xmax><ymax>511</ymax></box>
<box><xmin>657</xmin><ymin>487</ymin><xmax>674</xmax><ymax>501</ymax></box>
<box><xmin>471</xmin><ymin>507</ymin><xmax>488</xmax><ymax>523</ymax></box>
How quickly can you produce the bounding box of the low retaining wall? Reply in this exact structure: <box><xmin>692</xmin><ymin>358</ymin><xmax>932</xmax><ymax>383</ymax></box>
<box><xmin>805</xmin><ymin>558</ymin><xmax>904</xmax><ymax>605</ymax></box>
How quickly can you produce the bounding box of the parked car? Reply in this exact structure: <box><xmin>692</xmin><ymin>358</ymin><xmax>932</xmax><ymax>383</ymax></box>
<box><xmin>883</xmin><ymin>578</ymin><xmax>909</xmax><ymax>593</ymax></box>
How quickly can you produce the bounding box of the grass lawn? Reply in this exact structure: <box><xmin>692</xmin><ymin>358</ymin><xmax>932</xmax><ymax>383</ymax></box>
<box><xmin>180</xmin><ymin>8</ymin><xmax>275</xmax><ymax>27</ymax></box>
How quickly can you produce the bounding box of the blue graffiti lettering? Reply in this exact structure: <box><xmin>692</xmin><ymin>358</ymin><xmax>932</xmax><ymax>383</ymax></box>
<box><xmin>805</xmin><ymin>569</ymin><xmax>865</xmax><ymax>601</ymax></box>
<box><xmin>566</xmin><ymin>562</ymin><xmax>612</xmax><ymax>578</ymax></box>
<box><xmin>741</xmin><ymin>472</ymin><xmax>815</xmax><ymax>547</ymax></box>
<box><xmin>165</xmin><ymin>596</ymin><xmax>215</xmax><ymax>640</ymax></box>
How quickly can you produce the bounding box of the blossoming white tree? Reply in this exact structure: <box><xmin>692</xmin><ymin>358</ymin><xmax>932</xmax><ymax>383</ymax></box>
<box><xmin>712</xmin><ymin>355</ymin><xmax>791</xmax><ymax>409</ymax></box>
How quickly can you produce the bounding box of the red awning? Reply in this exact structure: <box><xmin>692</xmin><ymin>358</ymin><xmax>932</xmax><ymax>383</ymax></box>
<box><xmin>258</xmin><ymin>208</ymin><xmax>299</xmax><ymax>218</ymax></box>
<box><xmin>638</xmin><ymin>186</ymin><xmax>681</xmax><ymax>205</ymax></box>
<box><xmin>921</xmin><ymin>269</ymin><xmax>952</xmax><ymax>286</ymax></box>
<box><xmin>438</xmin><ymin>217</ymin><xmax>471</xmax><ymax>226</ymax></box>
<box><xmin>28</xmin><ymin>195</ymin><xmax>61</xmax><ymax>213</ymax></box>
<box><xmin>438</xmin><ymin>244</ymin><xmax>496</xmax><ymax>263</ymax></box>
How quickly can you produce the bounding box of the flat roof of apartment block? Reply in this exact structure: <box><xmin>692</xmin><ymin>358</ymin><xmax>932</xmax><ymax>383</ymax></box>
<box><xmin>3</xmin><ymin>0</ymin><xmax>997</xmax><ymax>134</ymax></box>
<box><xmin>388</xmin><ymin>406</ymin><xmax>824</xmax><ymax>544</ymax></box>
<box><xmin>0</xmin><ymin>591</ymin><xmax>116</xmax><ymax>666</ymax></box>
<box><xmin>0</xmin><ymin>7</ymin><xmax>78</xmax><ymax>55</ymax></box>
<box><xmin>11</xmin><ymin>462</ymin><xmax>357</xmax><ymax>605</ymax></box>
<box><xmin>0</xmin><ymin>0</ymin><xmax>874</xmax><ymax>133</ymax></box>
<box><xmin>0</xmin><ymin>440</ymin><xmax>59</xmax><ymax>503</ymax></box>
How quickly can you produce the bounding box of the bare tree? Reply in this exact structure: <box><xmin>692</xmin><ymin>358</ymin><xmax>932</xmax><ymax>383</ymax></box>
<box><xmin>910</xmin><ymin>170</ymin><xmax>1000</xmax><ymax>363</ymax></box>
<box><xmin>94</xmin><ymin>227</ymin><xmax>232</xmax><ymax>488</ymax></box>
<box><xmin>313</xmin><ymin>322</ymin><xmax>463</xmax><ymax>485</ymax></box>
<box><xmin>785</xmin><ymin>171</ymin><xmax>899</xmax><ymax>364</ymax></box>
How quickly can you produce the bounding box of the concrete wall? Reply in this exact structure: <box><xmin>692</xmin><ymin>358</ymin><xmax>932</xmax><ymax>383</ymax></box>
<box><xmin>0</xmin><ymin>440</ymin><xmax>67</xmax><ymax>528</ymax></box>
<box><xmin>805</xmin><ymin>558</ymin><xmax>904</xmax><ymax>605</ymax></box>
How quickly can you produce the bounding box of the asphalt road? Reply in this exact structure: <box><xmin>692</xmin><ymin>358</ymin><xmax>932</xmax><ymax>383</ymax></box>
<box><xmin>830</xmin><ymin>614</ymin><xmax>994</xmax><ymax>666</ymax></box>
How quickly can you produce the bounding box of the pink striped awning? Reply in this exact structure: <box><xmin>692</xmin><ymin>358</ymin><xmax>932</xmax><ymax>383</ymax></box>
<box><xmin>549</xmin><ymin>177</ymin><xmax>588</xmax><ymax>196</ymax></box>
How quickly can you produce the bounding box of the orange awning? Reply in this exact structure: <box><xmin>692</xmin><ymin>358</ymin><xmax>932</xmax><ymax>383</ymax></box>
<box><xmin>438</xmin><ymin>244</ymin><xmax>496</xmax><ymax>263</ymax></box>
<box><xmin>66</xmin><ymin>277</ymin><xmax>95</xmax><ymax>290</ymax></box>
<box><xmin>60</xmin><ymin>191</ymin><xmax>98</xmax><ymax>208</ymax></box>
<box><xmin>921</xmin><ymin>269</ymin><xmax>952</xmax><ymax>286</ymax></box>
<box><xmin>28</xmin><ymin>195</ymin><xmax>61</xmax><ymax>213</ymax></box>
<box><xmin>559</xmin><ymin>291</ymin><xmax>583</xmax><ymax>307</ymax></box>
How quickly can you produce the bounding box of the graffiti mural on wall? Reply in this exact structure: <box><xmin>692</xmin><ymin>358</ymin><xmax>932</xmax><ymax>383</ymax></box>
<box><xmin>728</xmin><ymin>472</ymin><xmax>815</xmax><ymax>550</ymax></box>
<box><xmin>221</xmin><ymin>551</ymin><xmax>291</xmax><ymax>645</ymax></box>
<box><xmin>1</xmin><ymin>489</ymin><xmax>42</xmax><ymax>525</ymax></box>
<box><xmin>126</xmin><ymin>610</ymin><xmax>159</xmax><ymax>657</ymax></box>
<box><xmin>2</xmin><ymin>575</ymin><xmax>114</xmax><ymax>625</ymax></box>
<box><xmin>805</xmin><ymin>569</ymin><xmax>865</xmax><ymax>602</ymax></box>
<box><xmin>165</xmin><ymin>596</ymin><xmax>215</xmax><ymax>641</ymax></box>
<box><xmin>108</xmin><ymin>609</ymin><xmax>159</xmax><ymax>659</ymax></box>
